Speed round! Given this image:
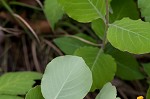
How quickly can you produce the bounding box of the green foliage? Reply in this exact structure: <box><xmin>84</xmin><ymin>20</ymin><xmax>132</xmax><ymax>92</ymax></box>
<box><xmin>44</xmin><ymin>0</ymin><xmax>64</xmax><ymax>29</ymax></box>
<box><xmin>0</xmin><ymin>72</ymin><xmax>42</xmax><ymax>95</ymax></box>
<box><xmin>2</xmin><ymin>0</ymin><xmax>150</xmax><ymax>98</ymax></box>
<box><xmin>106</xmin><ymin>45</ymin><xmax>145</xmax><ymax>80</ymax></box>
<box><xmin>0</xmin><ymin>95</ymin><xmax>23</xmax><ymax>99</ymax></box>
<box><xmin>109</xmin><ymin>0</ymin><xmax>139</xmax><ymax>23</ymax></box>
<box><xmin>74</xmin><ymin>47</ymin><xmax>116</xmax><ymax>91</ymax></box>
<box><xmin>147</xmin><ymin>87</ymin><xmax>150</xmax><ymax>99</ymax></box>
<box><xmin>92</xmin><ymin>18</ymin><xmax>105</xmax><ymax>39</ymax></box>
<box><xmin>54</xmin><ymin>37</ymin><xmax>81</xmax><ymax>54</ymax></box>
<box><xmin>27</xmin><ymin>0</ymin><xmax>150</xmax><ymax>98</ymax></box>
<box><xmin>95</xmin><ymin>82</ymin><xmax>117</xmax><ymax>99</ymax></box>
<box><xmin>138</xmin><ymin>0</ymin><xmax>150</xmax><ymax>22</ymax></box>
<box><xmin>25</xmin><ymin>86</ymin><xmax>44</xmax><ymax>99</ymax></box>
<box><xmin>142</xmin><ymin>63</ymin><xmax>150</xmax><ymax>76</ymax></box>
<box><xmin>41</xmin><ymin>55</ymin><xmax>92</xmax><ymax>99</ymax></box>
<box><xmin>58</xmin><ymin>0</ymin><xmax>107</xmax><ymax>22</ymax></box>
<box><xmin>107</xmin><ymin>18</ymin><xmax>150</xmax><ymax>54</ymax></box>
<box><xmin>54</xmin><ymin>33</ymin><xmax>96</xmax><ymax>54</ymax></box>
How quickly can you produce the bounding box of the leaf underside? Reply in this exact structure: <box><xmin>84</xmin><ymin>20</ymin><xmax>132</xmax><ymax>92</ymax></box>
<box><xmin>41</xmin><ymin>55</ymin><xmax>92</xmax><ymax>99</ymax></box>
<box><xmin>96</xmin><ymin>82</ymin><xmax>117</xmax><ymax>99</ymax></box>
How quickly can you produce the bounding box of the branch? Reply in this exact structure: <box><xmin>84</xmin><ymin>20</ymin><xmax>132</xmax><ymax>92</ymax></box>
<box><xmin>102</xmin><ymin>0</ymin><xmax>109</xmax><ymax>50</ymax></box>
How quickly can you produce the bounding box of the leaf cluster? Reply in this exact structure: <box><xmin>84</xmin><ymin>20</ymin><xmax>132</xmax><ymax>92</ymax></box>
<box><xmin>1</xmin><ymin>0</ymin><xmax>150</xmax><ymax>99</ymax></box>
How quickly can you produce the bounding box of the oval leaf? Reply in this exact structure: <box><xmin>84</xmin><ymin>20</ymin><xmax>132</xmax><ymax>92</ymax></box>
<box><xmin>107</xmin><ymin>18</ymin><xmax>150</xmax><ymax>54</ymax></box>
<box><xmin>25</xmin><ymin>86</ymin><xmax>44</xmax><ymax>99</ymax></box>
<box><xmin>0</xmin><ymin>72</ymin><xmax>42</xmax><ymax>95</ymax></box>
<box><xmin>41</xmin><ymin>55</ymin><xmax>92</xmax><ymax>99</ymax></box>
<box><xmin>106</xmin><ymin>44</ymin><xmax>145</xmax><ymax>80</ymax></box>
<box><xmin>58</xmin><ymin>0</ymin><xmax>106</xmax><ymax>22</ymax></box>
<box><xmin>74</xmin><ymin>47</ymin><xmax>116</xmax><ymax>91</ymax></box>
<box><xmin>96</xmin><ymin>82</ymin><xmax>117</xmax><ymax>99</ymax></box>
<box><xmin>44</xmin><ymin>0</ymin><xmax>63</xmax><ymax>29</ymax></box>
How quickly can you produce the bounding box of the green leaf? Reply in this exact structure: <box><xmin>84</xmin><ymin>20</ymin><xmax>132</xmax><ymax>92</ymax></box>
<box><xmin>147</xmin><ymin>87</ymin><xmax>150</xmax><ymax>99</ymax></box>
<box><xmin>96</xmin><ymin>82</ymin><xmax>117</xmax><ymax>99</ymax></box>
<box><xmin>138</xmin><ymin>0</ymin><xmax>150</xmax><ymax>22</ymax></box>
<box><xmin>25</xmin><ymin>86</ymin><xmax>44</xmax><ymax>99</ymax></box>
<box><xmin>92</xmin><ymin>18</ymin><xmax>105</xmax><ymax>39</ymax></box>
<box><xmin>142</xmin><ymin>63</ymin><xmax>150</xmax><ymax>76</ymax></box>
<box><xmin>58</xmin><ymin>0</ymin><xmax>106</xmax><ymax>22</ymax></box>
<box><xmin>105</xmin><ymin>44</ymin><xmax>145</xmax><ymax>80</ymax></box>
<box><xmin>74</xmin><ymin>47</ymin><xmax>116</xmax><ymax>91</ymax></box>
<box><xmin>107</xmin><ymin>18</ymin><xmax>150</xmax><ymax>54</ymax></box>
<box><xmin>76</xmin><ymin>33</ymin><xmax>96</xmax><ymax>42</ymax></box>
<box><xmin>54</xmin><ymin>33</ymin><xmax>96</xmax><ymax>54</ymax></box>
<box><xmin>110</xmin><ymin>0</ymin><xmax>139</xmax><ymax>23</ymax></box>
<box><xmin>0</xmin><ymin>95</ymin><xmax>23</xmax><ymax>99</ymax></box>
<box><xmin>0</xmin><ymin>72</ymin><xmax>42</xmax><ymax>95</ymax></box>
<box><xmin>41</xmin><ymin>55</ymin><xmax>92</xmax><ymax>99</ymax></box>
<box><xmin>44</xmin><ymin>0</ymin><xmax>63</xmax><ymax>29</ymax></box>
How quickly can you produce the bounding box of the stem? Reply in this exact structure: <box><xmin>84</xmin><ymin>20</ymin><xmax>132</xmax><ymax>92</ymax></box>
<box><xmin>102</xmin><ymin>0</ymin><xmax>109</xmax><ymax>50</ymax></box>
<box><xmin>66</xmin><ymin>35</ymin><xmax>101</xmax><ymax>47</ymax></box>
<box><xmin>9</xmin><ymin>1</ymin><xmax>42</xmax><ymax>11</ymax></box>
<box><xmin>1</xmin><ymin>0</ymin><xmax>38</xmax><ymax>42</ymax></box>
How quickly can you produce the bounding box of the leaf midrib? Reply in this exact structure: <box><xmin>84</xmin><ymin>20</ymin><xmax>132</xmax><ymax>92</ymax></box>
<box><xmin>54</xmin><ymin>63</ymin><xmax>77</xmax><ymax>99</ymax></box>
<box><xmin>88</xmin><ymin>0</ymin><xmax>104</xmax><ymax>21</ymax></box>
<box><xmin>91</xmin><ymin>49</ymin><xmax>103</xmax><ymax>71</ymax></box>
<box><xmin>109</xmin><ymin>24</ymin><xmax>149</xmax><ymax>40</ymax></box>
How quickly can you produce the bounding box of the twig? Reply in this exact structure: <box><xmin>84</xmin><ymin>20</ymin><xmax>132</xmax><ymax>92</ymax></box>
<box><xmin>0</xmin><ymin>26</ymin><xmax>22</xmax><ymax>36</ymax></box>
<box><xmin>102</xmin><ymin>0</ymin><xmax>109</xmax><ymax>49</ymax></box>
<box><xmin>0</xmin><ymin>0</ymin><xmax>32</xmax><ymax>37</ymax></box>
<box><xmin>22</xmin><ymin>36</ymin><xmax>31</xmax><ymax>70</ymax></box>
<box><xmin>13</xmin><ymin>14</ymin><xmax>40</xmax><ymax>43</ymax></box>
<box><xmin>32</xmin><ymin>41</ymin><xmax>42</xmax><ymax>72</ymax></box>
<box><xmin>57</xmin><ymin>29</ymin><xmax>101</xmax><ymax>47</ymax></box>
<box><xmin>66</xmin><ymin>35</ymin><xmax>101</xmax><ymax>47</ymax></box>
<box><xmin>1</xmin><ymin>40</ymin><xmax>10</xmax><ymax>72</ymax></box>
<box><xmin>43</xmin><ymin>39</ymin><xmax>63</xmax><ymax>56</ymax></box>
<box><xmin>118</xmin><ymin>88</ymin><xmax>128</xmax><ymax>99</ymax></box>
<box><xmin>9</xmin><ymin>1</ymin><xmax>42</xmax><ymax>11</ymax></box>
<box><xmin>35</xmin><ymin>0</ymin><xmax>43</xmax><ymax>9</ymax></box>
